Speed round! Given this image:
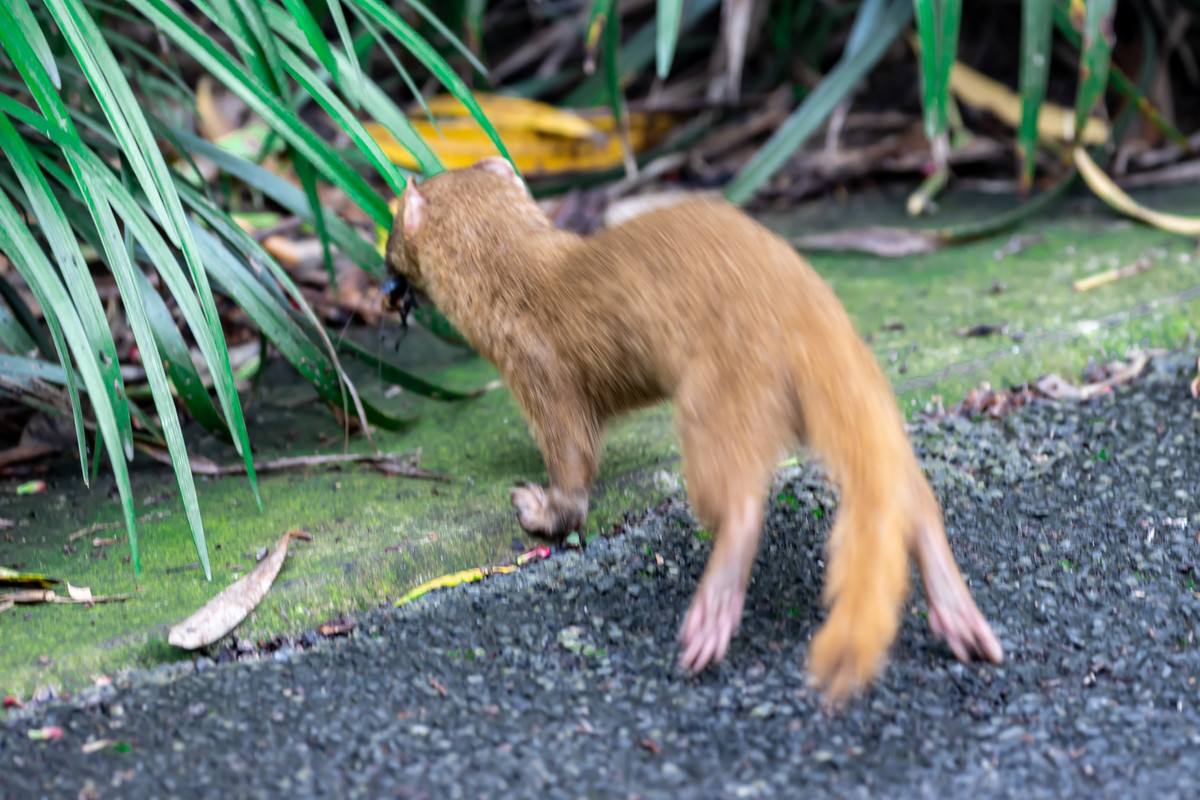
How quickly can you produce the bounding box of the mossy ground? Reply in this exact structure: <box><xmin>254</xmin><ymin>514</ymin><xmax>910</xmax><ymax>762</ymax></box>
<box><xmin>2</xmin><ymin>184</ymin><xmax>1198</xmax><ymax>698</ymax></box>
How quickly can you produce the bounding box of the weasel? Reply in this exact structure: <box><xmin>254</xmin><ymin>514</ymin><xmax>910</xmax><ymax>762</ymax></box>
<box><xmin>385</xmin><ymin>158</ymin><xmax>1003</xmax><ymax>701</ymax></box>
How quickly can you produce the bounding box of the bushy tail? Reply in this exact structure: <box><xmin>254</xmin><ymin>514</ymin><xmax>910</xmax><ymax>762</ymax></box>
<box><xmin>788</xmin><ymin>307</ymin><xmax>917</xmax><ymax>700</ymax></box>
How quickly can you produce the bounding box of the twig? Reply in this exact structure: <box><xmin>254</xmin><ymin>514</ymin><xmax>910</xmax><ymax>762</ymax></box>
<box><xmin>1074</xmin><ymin>257</ymin><xmax>1153</xmax><ymax>293</ymax></box>
<box><xmin>138</xmin><ymin>447</ymin><xmax>451</xmax><ymax>482</ymax></box>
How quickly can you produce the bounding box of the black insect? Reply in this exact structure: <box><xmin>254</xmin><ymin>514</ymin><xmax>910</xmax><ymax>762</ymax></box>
<box><xmin>380</xmin><ymin>274</ymin><xmax>416</xmax><ymax>327</ymax></box>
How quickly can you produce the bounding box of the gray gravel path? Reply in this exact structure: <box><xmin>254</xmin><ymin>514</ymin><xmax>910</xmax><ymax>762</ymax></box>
<box><xmin>3</xmin><ymin>353</ymin><xmax>1200</xmax><ymax>799</ymax></box>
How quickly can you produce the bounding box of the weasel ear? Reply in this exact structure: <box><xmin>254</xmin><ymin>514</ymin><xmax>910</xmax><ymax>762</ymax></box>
<box><xmin>402</xmin><ymin>182</ymin><xmax>426</xmax><ymax>239</ymax></box>
<box><xmin>475</xmin><ymin>156</ymin><xmax>526</xmax><ymax>193</ymax></box>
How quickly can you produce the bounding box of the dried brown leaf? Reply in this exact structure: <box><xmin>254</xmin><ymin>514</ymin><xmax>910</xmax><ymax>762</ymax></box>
<box><xmin>167</xmin><ymin>530</ymin><xmax>312</xmax><ymax>650</ymax></box>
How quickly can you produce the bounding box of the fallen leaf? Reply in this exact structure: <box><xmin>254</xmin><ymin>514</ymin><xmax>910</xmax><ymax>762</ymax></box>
<box><xmin>428</xmin><ymin>676</ymin><xmax>448</xmax><ymax>697</ymax></box>
<box><xmin>317</xmin><ymin>618</ymin><xmax>356</xmax><ymax>638</ymax></box>
<box><xmin>3</xmin><ymin>695</ymin><xmax>22</xmax><ymax>708</ymax></box>
<box><xmin>792</xmin><ymin>226</ymin><xmax>941</xmax><ymax>257</ymax></box>
<box><xmin>91</xmin><ymin>537</ymin><xmax>119</xmax><ymax>548</ymax></box>
<box><xmin>393</xmin><ymin>545</ymin><xmax>553</xmax><ymax>608</ymax></box>
<box><xmin>638</xmin><ymin>737</ymin><xmax>662</xmax><ymax>755</ymax></box>
<box><xmin>366</xmin><ymin>94</ymin><xmax>675</xmax><ymax>176</ymax></box>
<box><xmin>66</xmin><ymin>583</ymin><xmax>93</xmax><ymax>602</ymax></box>
<box><xmin>81</xmin><ymin>738</ymin><xmax>113</xmax><ymax>754</ymax></box>
<box><xmin>0</xmin><ymin>566</ymin><xmax>59</xmax><ymax>589</ymax></box>
<box><xmin>16</xmin><ymin>480</ymin><xmax>46</xmax><ymax>495</ymax></box>
<box><xmin>167</xmin><ymin>530</ymin><xmax>313</xmax><ymax>650</ymax></box>
<box><xmin>27</xmin><ymin>725</ymin><xmax>64</xmax><ymax>741</ymax></box>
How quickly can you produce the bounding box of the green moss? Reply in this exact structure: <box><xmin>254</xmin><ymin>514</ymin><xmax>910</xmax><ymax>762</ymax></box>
<box><xmin>3</xmin><ymin>184</ymin><xmax>1198</xmax><ymax>698</ymax></box>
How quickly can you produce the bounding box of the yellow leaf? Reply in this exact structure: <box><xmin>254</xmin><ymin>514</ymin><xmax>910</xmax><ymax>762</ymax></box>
<box><xmin>367</xmin><ymin>97</ymin><xmax>675</xmax><ymax>177</ymax></box>
<box><xmin>1074</xmin><ymin>148</ymin><xmax>1200</xmax><ymax>236</ymax></box>
<box><xmin>417</xmin><ymin>93</ymin><xmax>601</xmax><ymax>141</ymax></box>
<box><xmin>949</xmin><ymin>61</ymin><xmax>1109</xmax><ymax>145</ymax></box>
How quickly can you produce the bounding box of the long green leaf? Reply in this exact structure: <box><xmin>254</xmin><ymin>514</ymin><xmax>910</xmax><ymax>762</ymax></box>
<box><xmin>399</xmin><ymin>0</ymin><xmax>488</xmax><ymax>77</ymax></box>
<box><xmin>281</xmin><ymin>0</ymin><xmax>339</xmax><ymax>79</ymax></box>
<box><xmin>1018</xmin><ymin>0</ymin><xmax>1052</xmax><ymax>190</ymax></box>
<box><xmin>37</xmin><ymin>0</ymin><xmax>261</xmax><ymax>510</ymax></box>
<box><xmin>0</xmin><ymin>294</ymin><xmax>38</xmax><ymax>355</ymax></box>
<box><xmin>337</xmin><ymin>338</ymin><xmax>491</xmax><ymax>401</ymax></box>
<box><xmin>132</xmin><ymin>0</ymin><xmax>391</xmax><ymax>225</ymax></box>
<box><xmin>1073</xmin><ymin>0</ymin><xmax>1115</xmax><ymax>140</ymax></box>
<box><xmin>912</xmin><ymin>0</ymin><xmax>961</xmax><ymax>160</ymax></box>
<box><xmin>8</xmin><ymin>0</ymin><xmax>61</xmax><ymax>89</ymax></box>
<box><xmin>1051</xmin><ymin>2</ymin><xmax>1188</xmax><ymax>149</ymax></box>
<box><xmin>0</xmin><ymin>271</ymin><xmax>53</xmax><ymax>359</ymax></box>
<box><xmin>166</xmin><ymin>126</ymin><xmax>385</xmax><ymax>274</ymax></box>
<box><xmin>42</xmin><ymin>0</ymin><xmax>179</xmax><ymax>244</ymax></box>
<box><xmin>656</xmin><ymin>0</ymin><xmax>683</xmax><ymax>79</ymax></box>
<box><xmin>325</xmin><ymin>0</ymin><xmax>365</xmax><ymax>108</ymax></box>
<box><xmin>275</xmin><ymin>42</ymin><xmax>407</xmax><ymax>196</ymax></box>
<box><xmin>0</xmin><ymin>185</ymin><xmax>138</xmax><ymax>572</ymax></box>
<box><xmin>725</xmin><ymin>0</ymin><xmax>912</xmax><ymax>204</ymax></box>
<box><xmin>266</xmin><ymin>2</ymin><xmax>442</xmax><ymax>175</ymax></box>
<box><xmin>0</xmin><ymin>353</ymin><xmax>68</xmax><ymax>384</ymax></box>
<box><xmin>0</xmin><ymin>111</ymin><xmax>129</xmax><ymax>480</ymax></box>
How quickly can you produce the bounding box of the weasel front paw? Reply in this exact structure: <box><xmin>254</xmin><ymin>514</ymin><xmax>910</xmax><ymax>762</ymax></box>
<box><xmin>509</xmin><ymin>483</ymin><xmax>555</xmax><ymax>538</ymax></box>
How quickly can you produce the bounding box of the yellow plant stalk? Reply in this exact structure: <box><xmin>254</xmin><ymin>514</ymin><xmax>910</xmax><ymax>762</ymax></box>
<box><xmin>949</xmin><ymin>61</ymin><xmax>1109</xmax><ymax>145</ymax></box>
<box><xmin>1074</xmin><ymin>147</ymin><xmax>1200</xmax><ymax>236</ymax></box>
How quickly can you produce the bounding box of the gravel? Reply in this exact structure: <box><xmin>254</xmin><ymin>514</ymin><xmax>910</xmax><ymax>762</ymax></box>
<box><xmin>3</xmin><ymin>352</ymin><xmax>1199</xmax><ymax>799</ymax></box>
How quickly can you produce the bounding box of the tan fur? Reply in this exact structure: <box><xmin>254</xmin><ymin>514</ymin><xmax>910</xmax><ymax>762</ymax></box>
<box><xmin>387</xmin><ymin>161</ymin><xmax>1003</xmax><ymax>702</ymax></box>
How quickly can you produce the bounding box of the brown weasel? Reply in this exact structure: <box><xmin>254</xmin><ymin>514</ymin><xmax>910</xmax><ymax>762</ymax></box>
<box><xmin>385</xmin><ymin>157</ymin><xmax>1003</xmax><ymax>701</ymax></box>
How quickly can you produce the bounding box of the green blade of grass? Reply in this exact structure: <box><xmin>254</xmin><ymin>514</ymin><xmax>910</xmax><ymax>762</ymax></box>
<box><xmin>0</xmin><ymin>15</ymin><xmax>137</xmax><ymax>466</ymax></box>
<box><xmin>133</xmin><ymin>268</ymin><xmax>227</xmax><ymax>433</ymax></box>
<box><xmin>348</xmin><ymin>0</ymin><xmax>514</xmax><ymax>171</ymax></box>
<box><xmin>656</xmin><ymin>0</ymin><xmax>684</xmax><ymax>79</ymax></box>
<box><xmin>350</xmin><ymin>10</ymin><xmax>437</xmax><ymax>133</ymax></box>
<box><xmin>1018</xmin><ymin>0</ymin><xmax>1052</xmax><ymax>191</ymax></box>
<box><xmin>1073</xmin><ymin>0</ymin><xmax>1115</xmax><ymax>141</ymax></box>
<box><xmin>724</xmin><ymin>0</ymin><xmax>911</xmax><ymax>204</ymax></box>
<box><xmin>207</xmin><ymin>0</ymin><xmax>341</xmax><ymax>286</ymax></box>
<box><xmin>38</xmin><ymin>0</ymin><xmax>258</xmax><ymax>498</ymax></box>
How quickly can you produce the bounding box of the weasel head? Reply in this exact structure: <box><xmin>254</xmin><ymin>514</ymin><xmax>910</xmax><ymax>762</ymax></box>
<box><xmin>383</xmin><ymin>157</ymin><xmax>540</xmax><ymax>311</ymax></box>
